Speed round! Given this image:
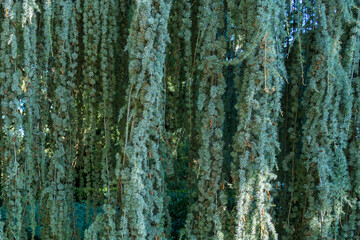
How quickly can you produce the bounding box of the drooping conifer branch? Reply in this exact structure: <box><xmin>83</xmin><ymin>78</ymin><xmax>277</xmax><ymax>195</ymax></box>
<box><xmin>1</xmin><ymin>1</ymin><xmax>24</xmax><ymax>238</ymax></box>
<box><xmin>297</xmin><ymin>1</ymin><xmax>357</xmax><ymax>239</ymax></box>
<box><xmin>119</xmin><ymin>0</ymin><xmax>172</xmax><ymax>239</ymax></box>
<box><xmin>182</xmin><ymin>0</ymin><xmax>227</xmax><ymax>239</ymax></box>
<box><xmin>230</xmin><ymin>0</ymin><xmax>286</xmax><ymax>239</ymax></box>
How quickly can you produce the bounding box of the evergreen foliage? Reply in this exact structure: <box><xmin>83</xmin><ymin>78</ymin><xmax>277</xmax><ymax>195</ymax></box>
<box><xmin>229</xmin><ymin>0</ymin><xmax>286</xmax><ymax>239</ymax></box>
<box><xmin>181</xmin><ymin>0</ymin><xmax>227</xmax><ymax>239</ymax></box>
<box><xmin>0</xmin><ymin>0</ymin><xmax>359</xmax><ymax>239</ymax></box>
<box><xmin>118</xmin><ymin>0</ymin><xmax>172</xmax><ymax>238</ymax></box>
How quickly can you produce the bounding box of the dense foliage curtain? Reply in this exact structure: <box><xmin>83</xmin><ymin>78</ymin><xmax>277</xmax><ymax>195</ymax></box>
<box><xmin>0</xmin><ymin>0</ymin><xmax>359</xmax><ymax>239</ymax></box>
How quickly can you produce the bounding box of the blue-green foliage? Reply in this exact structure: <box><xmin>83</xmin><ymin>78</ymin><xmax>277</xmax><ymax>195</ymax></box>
<box><xmin>181</xmin><ymin>0</ymin><xmax>227</xmax><ymax>239</ymax></box>
<box><xmin>297</xmin><ymin>1</ymin><xmax>357</xmax><ymax>239</ymax></box>
<box><xmin>0</xmin><ymin>0</ymin><xmax>359</xmax><ymax>239</ymax></box>
<box><xmin>230</xmin><ymin>0</ymin><xmax>286</xmax><ymax>239</ymax></box>
<box><xmin>119</xmin><ymin>0</ymin><xmax>172</xmax><ymax>239</ymax></box>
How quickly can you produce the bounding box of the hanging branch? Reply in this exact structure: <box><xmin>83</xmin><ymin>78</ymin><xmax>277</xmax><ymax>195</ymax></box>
<box><xmin>181</xmin><ymin>0</ymin><xmax>227</xmax><ymax>239</ymax></box>
<box><xmin>298</xmin><ymin>1</ymin><xmax>355</xmax><ymax>239</ymax></box>
<box><xmin>230</xmin><ymin>0</ymin><xmax>286</xmax><ymax>239</ymax></box>
<box><xmin>0</xmin><ymin>1</ymin><xmax>24</xmax><ymax>238</ymax></box>
<box><xmin>118</xmin><ymin>0</ymin><xmax>172</xmax><ymax>239</ymax></box>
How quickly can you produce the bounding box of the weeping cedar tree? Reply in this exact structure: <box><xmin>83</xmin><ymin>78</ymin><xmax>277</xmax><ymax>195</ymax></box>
<box><xmin>0</xmin><ymin>0</ymin><xmax>359</xmax><ymax>239</ymax></box>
